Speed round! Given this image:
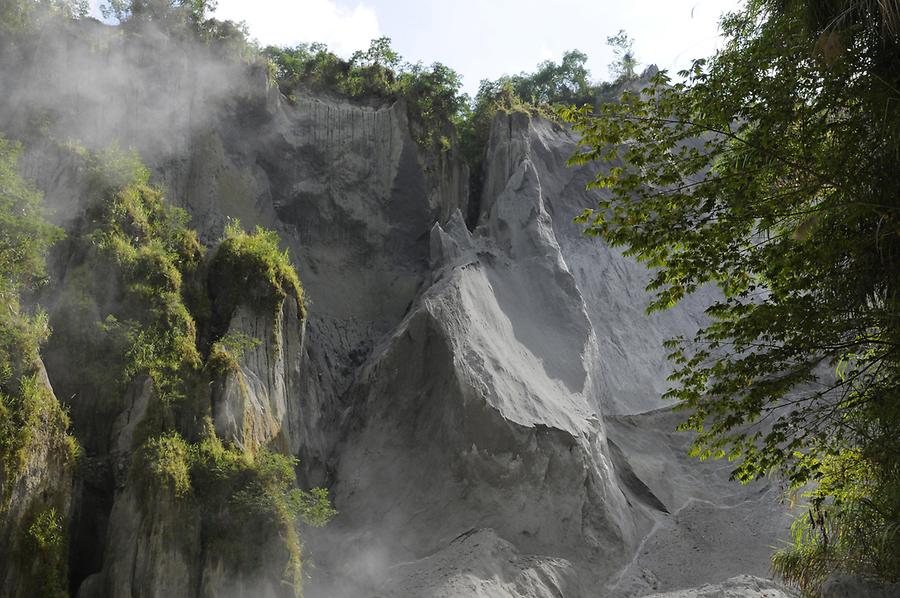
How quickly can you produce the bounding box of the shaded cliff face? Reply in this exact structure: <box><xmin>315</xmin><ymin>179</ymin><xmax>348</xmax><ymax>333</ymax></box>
<box><xmin>0</xmin><ymin>362</ymin><xmax>75</xmax><ymax>598</ymax></box>
<box><xmin>302</xmin><ymin>112</ymin><xmax>791</xmax><ymax>598</ymax></box>
<box><xmin>0</xmin><ymin>18</ymin><xmax>790</xmax><ymax>598</ymax></box>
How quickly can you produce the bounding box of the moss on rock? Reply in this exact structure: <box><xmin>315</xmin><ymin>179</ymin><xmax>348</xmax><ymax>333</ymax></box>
<box><xmin>209</xmin><ymin>220</ymin><xmax>306</xmax><ymax>322</ymax></box>
<box><xmin>136</xmin><ymin>420</ymin><xmax>336</xmax><ymax>596</ymax></box>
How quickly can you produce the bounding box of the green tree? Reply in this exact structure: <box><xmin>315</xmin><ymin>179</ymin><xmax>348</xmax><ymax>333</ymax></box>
<box><xmin>0</xmin><ymin>0</ymin><xmax>87</xmax><ymax>35</ymax></box>
<box><xmin>101</xmin><ymin>0</ymin><xmax>216</xmax><ymax>30</ymax></box>
<box><xmin>399</xmin><ymin>61</ymin><xmax>466</xmax><ymax>148</ymax></box>
<box><xmin>100</xmin><ymin>0</ymin><xmax>254</xmax><ymax>56</ymax></box>
<box><xmin>606</xmin><ymin>29</ymin><xmax>637</xmax><ymax>81</ymax></box>
<box><xmin>513</xmin><ymin>50</ymin><xmax>592</xmax><ymax>105</ymax></box>
<box><xmin>562</xmin><ymin>0</ymin><xmax>900</xmax><ymax>591</ymax></box>
<box><xmin>351</xmin><ymin>36</ymin><xmax>401</xmax><ymax>70</ymax></box>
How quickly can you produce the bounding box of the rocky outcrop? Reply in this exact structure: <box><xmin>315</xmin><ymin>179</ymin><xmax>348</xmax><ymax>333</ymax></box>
<box><xmin>77</xmin><ymin>285</ymin><xmax>311</xmax><ymax>598</ymax></box>
<box><xmin>211</xmin><ymin>299</ymin><xmax>308</xmax><ymax>454</ymax></box>
<box><xmin>309</xmin><ymin>202</ymin><xmax>636</xmax><ymax>594</ymax></box>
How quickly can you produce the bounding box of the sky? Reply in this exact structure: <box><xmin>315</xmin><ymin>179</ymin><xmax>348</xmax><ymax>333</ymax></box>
<box><xmin>88</xmin><ymin>0</ymin><xmax>744</xmax><ymax>95</ymax></box>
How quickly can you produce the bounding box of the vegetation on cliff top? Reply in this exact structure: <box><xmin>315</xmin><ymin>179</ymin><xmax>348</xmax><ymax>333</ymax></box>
<box><xmin>563</xmin><ymin>0</ymin><xmax>900</xmax><ymax>591</ymax></box>
<box><xmin>264</xmin><ymin>39</ymin><xmax>469</xmax><ymax>151</ymax></box>
<box><xmin>263</xmin><ymin>34</ymin><xmax>639</xmax><ymax>163</ymax></box>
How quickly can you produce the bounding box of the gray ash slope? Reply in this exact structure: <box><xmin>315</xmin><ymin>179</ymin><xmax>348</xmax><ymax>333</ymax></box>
<box><xmin>0</xmin><ymin>19</ymin><xmax>791</xmax><ymax>598</ymax></box>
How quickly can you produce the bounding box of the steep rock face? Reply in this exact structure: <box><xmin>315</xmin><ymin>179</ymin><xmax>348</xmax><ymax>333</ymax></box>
<box><xmin>211</xmin><ymin>299</ymin><xmax>308</xmax><ymax>454</ymax></box>
<box><xmin>0</xmin><ymin>363</ymin><xmax>74</xmax><ymax>598</ymax></box>
<box><xmin>479</xmin><ymin>112</ymin><xmax>715</xmax><ymax>415</ymax></box>
<box><xmin>197</xmin><ymin>288</ymin><xmax>315</xmax><ymax>598</ymax></box>
<box><xmin>310</xmin><ymin>205</ymin><xmax>637</xmax><ymax>595</ymax></box>
<box><xmin>301</xmin><ymin>112</ymin><xmax>787</xmax><ymax>597</ymax></box>
<box><xmin>300</xmin><ymin>114</ymin><xmax>787</xmax><ymax>598</ymax></box>
<box><xmin>77</xmin><ymin>288</ymin><xmax>310</xmax><ymax>598</ymax></box>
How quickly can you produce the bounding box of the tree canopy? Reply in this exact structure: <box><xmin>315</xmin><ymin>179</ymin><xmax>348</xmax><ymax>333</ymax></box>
<box><xmin>509</xmin><ymin>50</ymin><xmax>592</xmax><ymax>105</ymax></box>
<box><xmin>0</xmin><ymin>0</ymin><xmax>87</xmax><ymax>35</ymax></box>
<box><xmin>606</xmin><ymin>29</ymin><xmax>638</xmax><ymax>82</ymax></box>
<box><xmin>101</xmin><ymin>0</ymin><xmax>216</xmax><ymax>29</ymax></box>
<box><xmin>562</xmin><ymin>0</ymin><xmax>900</xmax><ymax>591</ymax></box>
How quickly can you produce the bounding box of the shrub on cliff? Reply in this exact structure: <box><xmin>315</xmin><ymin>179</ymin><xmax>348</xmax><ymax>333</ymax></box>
<box><xmin>45</xmin><ymin>145</ymin><xmax>205</xmax><ymax>410</ymax></box>
<box><xmin>0</xmin><ymin>135</ymin><xmax>73</xmax><ymax>499</ymax></box>
<box><xmin>209</xmin><ymin>220</ymin><xmax>305</xmax><ymax>322</ymax></box>
<box><xmin>138</xmin><ymin>423</ymin><xmax>335</xmax><ymax>594</ymax></box>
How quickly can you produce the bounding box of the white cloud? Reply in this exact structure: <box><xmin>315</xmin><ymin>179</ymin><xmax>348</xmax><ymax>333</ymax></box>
<box><xmin>213</xmin><ymin>0</ymin><xmax>380</xmax><ymax>56</ymax></box>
